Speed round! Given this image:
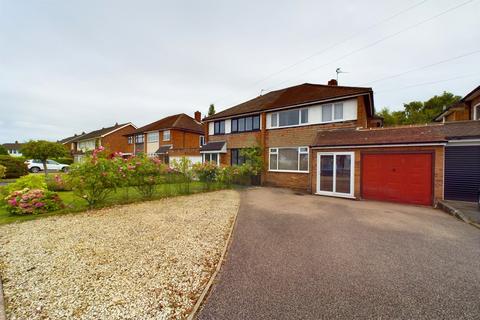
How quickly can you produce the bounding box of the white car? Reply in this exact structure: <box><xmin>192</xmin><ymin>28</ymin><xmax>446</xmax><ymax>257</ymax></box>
<box><xmin>26</xmin><ymin>159</ymin><xmax>70</xmax><ymax>173</ymax></box>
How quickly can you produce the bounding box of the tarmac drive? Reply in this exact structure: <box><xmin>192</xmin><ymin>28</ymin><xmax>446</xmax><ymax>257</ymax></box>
<box><xmin>198</xmin><ymin>187</ymin><xmax>480</xmax><ymax>320</ymax></box>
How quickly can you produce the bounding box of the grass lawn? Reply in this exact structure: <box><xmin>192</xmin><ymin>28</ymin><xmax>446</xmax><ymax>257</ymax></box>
<box><xmin>0</xmin><ymin>181</ymin><xmax>225</xmax><ymax>225</ymax></box>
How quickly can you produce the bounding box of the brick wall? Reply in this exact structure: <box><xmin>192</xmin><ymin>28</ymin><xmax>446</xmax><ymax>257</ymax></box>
<box><xmin>311</xmin><ymin>146</ymin><xmax>444</xmax><ymax>205</ymax></box>
<box><xmin>102</xmin><ymin>125</ymin><xmax>136</xmax><ymax>154</ymax></box>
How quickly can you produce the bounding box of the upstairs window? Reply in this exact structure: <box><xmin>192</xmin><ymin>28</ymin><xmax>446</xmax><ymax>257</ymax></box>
<box><xmin>199</xmin><ymin>135</ymin><xmax>205</xmax><ymax>146</ymax></box>
<box><xmin>214</xmin><ymin>121</ymin><xmax>225</xmax><ymax>135</ymax></box>
<box><xmin>322</xmin><ymin>103</ymin><xmax>344</xmax><ymax>122</ymax></box>
<box><xmin>270</xmin><ymin>108</ymin><xmax>308</xmax><ymax>128</ymax></box>
<box><xmin>135</xmin><ymin>134</ymin><xmax>144</xmax><ymax>143</ymax></box>
<box><xmin>163</xmin><ymin>130</ymin><xmax>170</xmax><ymax>141</ymax></box>
<box><xmin>231</xmin><ymin>115</ymin><xmax>260</xmax><ymax>133</ymax></box>
<box><xmin>147</xmin><ymin>132</ymin><xmax>159</xmax><ymax>143</ymax></box>
<box><xmin>127</xmin><ymin>136</ymin><xmax>133</xmax><ymax>144</ymax></box>
<box><xmin>475</xmin><ymin>104</ymin><xmax>480</xmax><ymax>120</ymax></box>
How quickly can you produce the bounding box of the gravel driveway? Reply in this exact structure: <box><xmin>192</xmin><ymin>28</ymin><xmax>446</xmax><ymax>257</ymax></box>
<box><xmin>0</xmin><ymin>190</ymin><xmax>239</xmax><ymax>319</ymax></box>
<box><xmin>199</xmin><ymin>187</ymin><xmax>480</xmax><ymax>320</ymax></box>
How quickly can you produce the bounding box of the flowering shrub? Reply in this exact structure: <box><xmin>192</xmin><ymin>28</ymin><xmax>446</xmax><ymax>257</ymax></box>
<box><xmin>46</xmin><ymin>173</ymin><xmax>72</xmax><ymax>191</ymax></box>
<box><xmin>4</xmin><ymin>188</ymin><xmax>64</xmax><ymax>215</ymax></box>
<box><xmin>171</xmin><ymin>157</ymin><xmax>194</xmax><ymax>194</ymax></box>
<box><xmin>193</xmin><ymin>162</ymin><xmax>218</xmax><ymax>190</ymax></box>
<box><xmin>0</xmin><ymin>164</ymin><xmax>6</xmax><ymax>179</ymax></box>
<box><xmin>124</xmin><ymin>155</ymin><xmax>167</xmax><ymax>198</ymax></box>
<box><xmin>68</xmin><ymin>146</ymin><xmax>121</xmax><ymax>207</ymax></box>
<box><xmin>5</xmin><ymin>174</ymin><xmax>47</xmax><ymax>193</ymax></box>
<box><xmin>217</xmin><ymin>166</ymin><xmax>240</xmax><ymax>188</ymax></box>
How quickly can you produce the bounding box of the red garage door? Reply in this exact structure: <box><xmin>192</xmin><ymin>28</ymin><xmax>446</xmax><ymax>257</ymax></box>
<box><xmin>361</xmin><ymin>153</ymin><xmax>433</xmax><ymax>205</ymax></box>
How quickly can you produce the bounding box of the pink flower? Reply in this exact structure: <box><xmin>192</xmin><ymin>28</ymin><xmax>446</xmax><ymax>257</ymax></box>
<box><xmin>98</xmin><ymin>146</ymin><xmax>105</xmax><ymax>151</ymax></box>
<box><xmin>35</xmin><ymin>202</ymin><xmax>45</xmax><ymax>208</ymax></box>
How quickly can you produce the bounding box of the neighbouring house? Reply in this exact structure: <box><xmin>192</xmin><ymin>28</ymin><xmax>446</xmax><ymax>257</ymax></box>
<box><xmin>125</xmin><ymin>112</ymin><xmax>205</xmax><ymax>164</ymax></box>
<box><xmin>70</xmin><ymin>123</ymin><xmax>137</xmax><ymax>162</ymax></box>
<box><xmin>2</xmin><ymin>141</ymin><xmax>23</xmax><ymax>157</ymax></box>
<box><xmin>59</xmin><ymin>133</ymin><xmax>86</xmax><ymax>156</ymax></box>
<box><xmin>434</xmin><ymin>85</ymin><xmax>480</xmax><ymax>122</ymax></box>
<box><xmin>202</xmin><ymin>80</ymin><xmax>378</xmax><ymax>191</ymax></box>
<box><xmin>433</xmin><ymin>85</ymin><xmax>480</xmax><ymax>202</ymax></box>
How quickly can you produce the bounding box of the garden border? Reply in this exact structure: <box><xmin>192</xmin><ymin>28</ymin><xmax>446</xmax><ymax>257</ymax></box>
<box><xmin>187</xmin><ymin>189</ymin><xmax>241</xmax><ymax>320</ymax></box>
<box><xmin>0</xmin><ymin>274</ymin><xmax>6</xmax><ymax>320</ymax></box>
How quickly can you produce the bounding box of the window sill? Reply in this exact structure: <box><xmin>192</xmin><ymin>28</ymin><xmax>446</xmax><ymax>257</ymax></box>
<box><xmin>268</xmin><ymin>169</ymin><xmax>309</xmax><ymax>174</ymax></box>
<box><xmin>315</xmin><ymin>192</ymin><xmax>355</xmax><ymax>199</ymax></box>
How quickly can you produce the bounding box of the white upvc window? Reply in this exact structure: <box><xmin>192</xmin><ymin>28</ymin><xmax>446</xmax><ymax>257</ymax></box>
<box><xmin>147</xmin><ymin>132</ymin><xmax>159</xmax><ymax>143</ymax></box>
<box><xmin>270</xmin><ymin>108</ymin><xmax>309</xmax><ymax>128</ymax></box>
<box><xmin>199</xmin><ymin>135</ymin><xmax>205</xmax><ymax>146</ymax></box>
<box><xmin>322</xmin><ymin>102</ymin><xmax>344</xmax><ymax>122</ymax></box>
<box><xmin>127</xmin><ymin>136</ymin><xmax>133</xmax><ymax>144</ymax></box>
<box><xmin>163</xmin><ymin>130</ymin><xmax>171</xmax><ymax>141</ymax></box>
<box><xmin>269</xmin><ymin>147</ymin><xmax>309</xmax><ymax>173</ymax></box>
<box><xmin>203</xmin><ymin>153</ymin><xmax>219</xmax><ymax>166</ymax></box>
<box><xmin>316</xmin><ymin>152</ymin><xmax>354</xmax><ymax>198</ymax></box>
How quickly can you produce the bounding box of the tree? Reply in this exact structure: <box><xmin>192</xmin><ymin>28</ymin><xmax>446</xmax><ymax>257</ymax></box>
<box><xmin>208</xmin><ymin>103</ymin><xmax>216</xmax><ymax>116</ymax></box>
<box><xmin>380</xmin><ymin>91</ymin><xmax>461</xmax><ymax>127</ymax></box>
<box><xmin>21</xmin><ymin>140</ymin><xmax>67</xmax><ymax>177</ymax></box>
<box><xmin>0</xmin><ymin>145</ymin><xmax>8</xmax><ymax>155</ymax></box>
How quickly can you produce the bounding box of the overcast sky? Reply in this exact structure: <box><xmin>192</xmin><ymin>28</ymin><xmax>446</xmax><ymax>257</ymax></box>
<box><xmin>1</xmin><ymin>0</ymin><xmax>479</xmax><ymax>143</ymax></box>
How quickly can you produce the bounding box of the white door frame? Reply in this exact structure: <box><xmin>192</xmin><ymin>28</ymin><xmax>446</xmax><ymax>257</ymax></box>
<box><xmin>316</xmin><ymin>151</ymin><xmax>355</xmax><ymax>198</ymax></box>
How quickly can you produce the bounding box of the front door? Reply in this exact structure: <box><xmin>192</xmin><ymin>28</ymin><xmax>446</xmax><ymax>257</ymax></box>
<box><xmin>317</xmin><ymin>152</ymin><xmax>355</xmax><ymax>198</ymax></box>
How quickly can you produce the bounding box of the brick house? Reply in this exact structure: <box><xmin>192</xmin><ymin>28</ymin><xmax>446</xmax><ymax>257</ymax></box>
<box><xmin>69</xmin><ymin>123</ymin><xmax>137</xmax><ymax>162</ymax></box>
<box><xmin>126</xmin><ymin>112</ymin><xmax>205</xmax><ymax>164</ymax></box>
<box><xmin>434</xmin><ymin>85</ymin><xmax>480</xmax><ymax>122</ymax></box>
<box><xmin>202</xmin><ymin>81</ymin><xmax>378</xmax><ymax>191</ymax></box>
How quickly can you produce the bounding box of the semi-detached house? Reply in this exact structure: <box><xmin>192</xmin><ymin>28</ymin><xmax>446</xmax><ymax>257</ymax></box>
<box><xmin>201</xmin><ymin>80</ymin><xmax>380</xmax><ymax>192</ymax></box>
<box><xmin>126</xmin><ymin>112</ymin><xmax>205</xmax><ymax>164</ymax></box>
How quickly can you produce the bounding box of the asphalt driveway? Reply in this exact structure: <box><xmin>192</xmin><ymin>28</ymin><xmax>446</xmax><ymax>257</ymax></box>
<box><xmin>198</xmin><ymin>187</ymin><xmax>480</xmax><ymax>320</ymax></box>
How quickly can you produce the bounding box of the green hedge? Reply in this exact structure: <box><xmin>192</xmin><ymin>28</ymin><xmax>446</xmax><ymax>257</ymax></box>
<box><xmin>0</xmin><ymin>156</ymin><xmax>28</xmax><ymax>178</ymax></box>
<box><xmin>51</xmin><ymin>157</ymin><xmax>74</xmax><ymax>165</ymax></box>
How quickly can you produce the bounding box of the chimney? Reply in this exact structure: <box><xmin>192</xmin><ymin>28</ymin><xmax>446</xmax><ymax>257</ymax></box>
<box><xmin>194</xmin><ymin>111</ymin><xmax>201</xmax><ymax>122</ymax></box>
<box><xmin>15</xmin><ymin>140</ymin><xmax>18</xmax><ymax>144</ymax></box>
<box><xmin>328</xmin><ymin>79</ymin><xmax>338</xmax><ymax>86</ymax></box>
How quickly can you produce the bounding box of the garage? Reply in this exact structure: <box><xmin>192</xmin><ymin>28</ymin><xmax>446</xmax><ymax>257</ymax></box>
<box><xmin>444</xmin><ymin>145</ymin><xmax>480</xmax><ymax>202</ymax></box>
<box><xmin>361</xmin><ymin>153</ymin><xmax>433</xmax><ymax>206</ymax></box>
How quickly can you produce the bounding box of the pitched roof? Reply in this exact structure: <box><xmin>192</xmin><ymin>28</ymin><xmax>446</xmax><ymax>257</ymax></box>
<box><xmin>443</xmin><ymin>120</ymin><xmax>480</xmax><ymax>140</ymax></box>
<box><xmin>132</xmin><ymin>113</ymin><xmax>204</xmax><ymax>135</ymax></box>
<box><xmin>75</xmin><ymin>123</ymin><xmax>133</xmax><ymax>141</ymax></box>
<box><xmin>313</xmin><ymin>125</ymin><xmax>446</xmax><ymax>148</ymax></box>
<box><xmin>312</xmin><ymin>120</ymin><xmax>480</xmax><ymax>147</ymax></box>
<box><xmin>200</xmin><ymin>141</ymin><xmax>226</xmax><ymax>152</ymax></box>
<box><xmin>204</xmin><ymin>83</ymin><xmax>374</xmax><ymax>121</ymax></box>
<box><xmin>434</xmin><ymin>85</ymin><xmax>480</xmax><ymax>121</ymax></box>
<box><xmin>155</xmin><ymin>146</ymin><xmax>172</xmax><ymax>154</ymax></box>
<box><xmin>59</xmin><ymin>133</ymin><xmax>86</xmax><ymax>144</ymax></box>
<box><xmin>2</xmin><ymin>142</ymin><xmax>23</xmax><ymax>149</ymax></box>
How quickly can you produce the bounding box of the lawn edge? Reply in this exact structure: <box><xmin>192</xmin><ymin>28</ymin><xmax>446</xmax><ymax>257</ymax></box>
<box><xmin>0</xmin><ymin>273</ymin><xmax>6</xmax><ymax>320</ymax></box>
<box><xmin>187</xmin><ymin>189</ymin><xmax>241</xmax><ymax>320</ymax></box>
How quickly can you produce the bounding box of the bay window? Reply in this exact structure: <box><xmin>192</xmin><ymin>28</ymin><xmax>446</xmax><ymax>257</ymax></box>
<box><xmin>203</xmin><ymin>153</ymin><xmax>219</xmax><ymax>165</ymax></box>
<box><xmin>269</xmin><ymin>147</ymin><xmax>309</xmax><ymax>172</ymax></box>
